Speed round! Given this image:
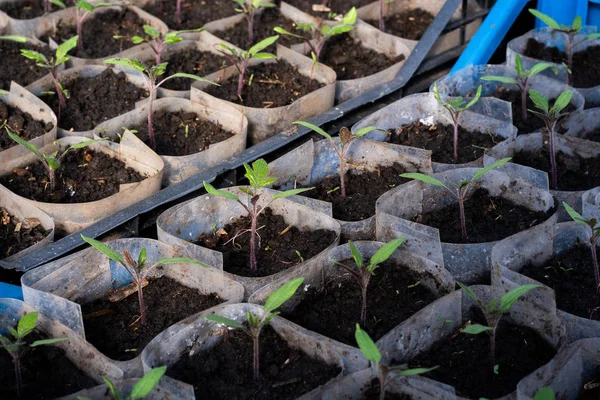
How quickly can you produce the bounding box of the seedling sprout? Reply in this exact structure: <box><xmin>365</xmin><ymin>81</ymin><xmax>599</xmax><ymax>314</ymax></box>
<box><xmin>132</xmin><ymin>25</ymin><xmax>204</xmax><ymax>65</ymax></box>
<box><xmin>232</xmin><ymin>0</ymin><xmax>274</xmax><ymax>44</ymax></box>
<box><xmin>75</xmin><ymin>1</ymin><xmax>116</xmax><ymax>51</ymax></box>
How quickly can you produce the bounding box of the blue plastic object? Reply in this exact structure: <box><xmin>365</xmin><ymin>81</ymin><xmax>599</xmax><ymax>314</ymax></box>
<box><xmin>536</xmin><ymin>0</ymin><xmax>600</xmax><ymax>27</ymax></box>
<box><xmin>0</xmin><ymin>282</ymin><xmax>23</xmax><ymax>300</ymax></box>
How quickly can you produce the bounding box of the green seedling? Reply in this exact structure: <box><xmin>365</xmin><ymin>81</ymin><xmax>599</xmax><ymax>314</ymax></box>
<box><xmin>104</xmin><ymin>57</ymin><xmax>217</xmax><ymax>149</ymax></box>
<box><xmin>528</xmin><ymin>89</ymin><xmax>573</xmax><ymax>189</ymax></box>
<box><xmin>5</xmin><ymin>126</ymin><xmax>105</xmax><ymax>192</ymax></box>
<box><xmin>132</xmin><ymin>25</ymin><xmax>203</xmax><ymax>65</ymax></box>
<box><xmin>81</xmin><ymin>235</ymin><xmax>208</xmax><ymax>326</ymax></box>
<box><xmin>76</xmin><ymin>1</ymin><xmax>115</xmax><ymax>51</ymax></box>
<box><xmin>0</xmin><ymin>35</ymin><xmax>29</xmax><ymax>43</ymax></box>
<box><xmin>206</xmin><ymin>277</ymin><xmax>304</xmax><ymax>382</ymax></box>
<box><xmin>77</xmin><ymin>366</ymin><xmax>167</xmax><ymax>400</ymax></box>
<box><xmin>377</xmin><ymin>0</ymin><xmax>394</xmax><ymax>32</ymax></box>
<box><xmin>433</xmin><ymin>82</ymin><xmax>483</xmax><ymax>163</ymax></box>
<box><xmin>292</xmin><ymin>122</ymin><xmax>380</xmax><ymax>198</ymax></box>
<box><xmin>0</xmin><ymin>312</ymin><xmax>68</xmax><ymax>397</ymax></box>
<box><xmin>217</xmin><ymin>35</ymin><xmax>279</xmax><ymax>100</ymax></box>
<box><xmin>21</xmin><ymin>36</ymin><xmax>78</xmax><ymax>121</ymax></box>
<box><xmin>562</xmin><ymin>202</ymin><xmax>600</xmax><ymax>291</ymax></box>
<box><xmin>481</xmin><ymin>55</ymin><xmax>558</xmax><ymax>122</ymax></box>
<box><xmin>529</xmin><ymin>9</ymin><xmax>600</xmax><ymax>85</ymax></box>
<box><xmin>400</xmin><ymin>157</ymin><xmax>511</xmax><ymax>241</ymax></box>
<box><xmin>204</xmin><ymin>158</ymin><xmax>312</xmax><ymax>271</ymax></box>
<box><xmin>457</xmin><ymin>282</ymin><xmax>542</xmax><ymax>369</ymax></box>
<box><xmin>355</xmin><ymin>324</ymin><xmax>437</xmax><ymax>400</ymax></box>
<box><xmin>336</xmin><ymin>239</ymin><xmax>405</xmax><ymax>325</ymax></box>
<box><xmin>534</xmin><ymin>387</ymin><xmax>555</xmax><ymax>400</ymax></box>
<box><xmin>43</xmin><ymin>0</ymin><xmax>66</xmax><ymax>14</ymax></box>
<box><xmin>233</xmin><ymin>0</ymin><xmax>274</xmax><ymax>43</ymax></box>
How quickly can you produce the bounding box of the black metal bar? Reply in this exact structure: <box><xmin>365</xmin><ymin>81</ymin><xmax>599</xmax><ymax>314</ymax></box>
<box><xmin>2</xmin><ymin>0</ymin><xmax>464</xmax><ymax>271</ymax></box>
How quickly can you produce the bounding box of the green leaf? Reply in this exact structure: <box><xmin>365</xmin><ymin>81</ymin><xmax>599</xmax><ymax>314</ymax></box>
<box><xmin>130</xmin><ymin>366</ymin><xmax>167</xmax><ymax>399</ymax></box>
<box><xmin>30</xmin><ymin>337</ymin><xmax>69</xmax><ymax>347</ymax></box>
<box><xmin>497</xmin><ymin>284</ymin><xmax>542</xmax><ymax>314</ymax></box>
<box><xmin>0</xmin><ymin>35</ymin><xmax>28</xmax><ymax>43</ymax></box>
<box><xmin>399</xmin><ymin>173</ymin><xmax>446</xmax><ymax>188</ymax></box>
<box><xmin>534</xmin><ymin>387</ymin><xmax>555</xmax><ymax>400</ymax></box>
<box><xmin>549</xmin><ymin>90</ymin><xmax>572</xmax><ymax>116</ymax></box>
<box><xmin>348</xmin><ymin>241</ymin><xmax>363</xmax><ymax>269</ymax></box>
<box><xmin>588</xmin><ymin>33</ymin><xmax>600</xmax><ymax>40</ymax></box>
<box><xmin>50</xmin><ymin>0</ymin><xmax>67</xmax><ymax>8</ymax></box>
<box><xmin>104</xmin><ymin>57</ymin><xmax>146</xmax><ymax>73</ymax></box>
<box><xmin>138</xmin><ymin>248</ymin><xmax>147</xmax><ymax>267</ymax></box>
<box><xmin>252</xmin><ymin>52</ymin><xmax>277</xmax><ymax>59</ymax></box>
<box><xmin>461</xmin><ymin>324</ymin><xmax>493</xmax><ymax>334</ymax></box>
<box><xmin>17</xmin><ymin>312</ymin><xmax>38</xmax><ymax>339</ymax></box>
<box><xmin>205</xmin><ymin>315</ymin><xmax>244</xmax><ymax>329</ymax></box>
<box><xmin>164</xmin><ymin>73</ymin><xmax>219</xmax><ymax>86</ymax></box>
<box><xmin>355</xmin><ymin>324</ymin><xmax>381</xmax><ymax>364</ymax></box>
<box><xmin>327</xmin><ymin>24</ymin><xmax>355</xmax><ymax>37</ymax></box>
<box><xmin>164</xmin><ymin>36</ymin><xmax>183</xmax><ymax>45</ymax></box>
<box><xmin>6</xmin><ymin>128</ymin><xmax>45</xmax><ymax>162</ymax></box>
<box><xmin>20</xmin><ymin>49</ymin><xmax>48</xmax><ymax>65</ymax></box>
<box><xmin>572</xmin><ymin>16</ymin><xmax>582</xmax><ymax>31</ymax></box>
<box><xmin>272</xmin><ymin>187</ymin><xmax>314</xmax><ymax>200</ymax></box>
<box><xmin>462</xmin><ymin>85</ymin><xmax>482</xmax><ymax>110</ymax></box>
<box><xmin>354</xmin><ymin>126</ymin><xmax>381</xmax><ymax>137</ymax></box>
<box><xmin>76</xmin><ymin>0</ymin><xmax>94</xmax><ymax>12</ymax></box>
<box><xmin>103</xmin><ymin>377</ymin><xmax>120</xmax><ymax>400</ymax></box>
<box><xmin>154</xmin><ymin>258</ymin><xmax>209</xmax><ymax>268</ymax></box>
<box><xmin>81</xmin><ymin>235</ymin><xmax>126</xmax><ymax>265</ymax></box>
<box><xmin>131</xmin><ymin>36</ymin><xmax>145</xmax><ymax>44</ymax></box>
<box><xmin>263</xmin><ymin>278</ymin><xmax>305</xmax><ymax>315</ymax></box>
<box><xmin>515</xmin><ymin>54</ymin><xmax>524</xmax><ymax>76</ymax></box>
<box><xmin>529</xmin><ymin>89</ymin><xmax>549</xmax><ymax>113</ymax></box>
<box><xmin>66</xmin><ymin>138</ymin><xmax>107</xmax><ymax>152</ymax></box>
<box><xmin>203</xmin><ymin>181</ymin><xmax>240</xmax><ymax>201</ymax></box>
<box><xmin>342</xmin><ymin>7</ymin><xmax>357</xmax><ymax>25</ymax></box>
<box><xmin>562</xmin><ymin>202</ymin><xmax>587</xmax><ymax>225</ymax></box>
<box><xmin>472</xmin><ymin>158</ymin><xmax>512</xmax><ymax>181</ymax></box>
<box><xmin>143</xmin><ymin>24</ymin><xmax>160</xmax><ymax>38</ymax></box>
<box><xmin>369</xmin><ymin>238</ymin><xmax>405</xmax><ymax>267</ymax></box>
<box><xmin>529</xmin><ymin>9</ymin><xmax>561</xmax><ymax>30</ymax></box>
<box><xmin>456</xmin><ymin>281</ymin><xmax>479</xmax><ymax>303</ymax></box>
<box><xmin>292</xmin><ymin>121</ymin><xmax>331</xmax><ymax>139</ymax></box>
<box><xmin>273</xmin><ymin>27</ymin><xmax>304</xmax><ymax>39</ymax></box>
<box><xmin>248</xmin><ymin>35</ymin><xmax>279</xmax><ymax>56</ymax></box>
<box><xmin>528</xmin><ymin>62</ymin><xmax>559</xmax><ymax>78</ymax></box>
<box><xmin>56</xmin><ymin>36</ymin><xmax>78</xmax><ymax>64</ymax></box>
<box><xmin>396</xmin><ymin>366</ymin><xmax>438</xmax><ymax>376</ymax></box>
<box><xmin>480</xmin><ymin>76</ymin><xmax>519</xmax><ymax>85</ymax></box>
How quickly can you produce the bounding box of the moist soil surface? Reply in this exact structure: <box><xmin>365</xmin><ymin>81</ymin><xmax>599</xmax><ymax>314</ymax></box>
<box><xmin>362</xmin><ymin>380</ymin><xmax>411</xmax><ymax>400</ymax></box>
<box><xmin>406</xmin><ymin>313</ymin><xmax>557</xmax><ymax>399</ymax></box>
<box><xmin>283</xmin><ymin>259</ymin><xmax>439</xmax><ymax>345</ymax></box>
<box><xmin>580</xmin><ymin>127</ymin><xmax>600</xmax><ymax>143</ymax></box>
<box><xmin>512</xmin><ymin>148</ymin><xmax>600</xmax><ymax>191</ymax></box>
<box><xmin>0</xmin><ymin>331</ymin><xmax>97</xmax><ymax>399</ymax></box>
<box><xmin>1</xmin><ymin>206</ymin><xmax>51</xmax><ymax>261</ymax></box>
<box><xmin>167</xmin><ymin>326</ymin><xmax>341</xmax><ymax>400</ymax></box>
<box><xmin>205</xmin><ymin>59</ymin><xmax>323</xmax><ymax>108</ymax></box>
<box><xmin>416</xmin><ymin>188</ymin><xmax>554</xmax><ymax>244</ymax></box>
<box><xmin>523</xmin><ymin>39</ymin><xmax>600</xmax><ymax>89</ymax></box>
<box><xmin>0</xmin><ymin>148</ymin><xmax>145</xmax><ymax>204</ymax></box>
<box><xmin>195</xmin><ymin>208</ymin><xmax>337</xmax><ymax>277</ymax></box>
<box><xmin>284</xmin><ymin>0</ymin><xmax>373</xmax><ymax>16</ymax></box>
<box><xmin>520</xmin><ymin>242</ymin><xmax>600</xmax><ymax>321</ymax></box>
<box><xmin>81</xmin><ymin>275</ymin><xmax>224</xmax><ymax>361</ymax></box>
<box><xmin>365</xmin><ymin>8</ymin><xmax>435</xmax><ymax>40</ymax></box>
<box><xmin>321</xmin><ymin>33</ymin><xmax>405</xmax><ymax>81</ymax></box>
<box><xmin>580</xmin><ymin>368</ymin><xmax>600</xmax><ymax>399</ymax></box>
<box><xmin>0</xmin><ymin>102</ymin><xmax>54</xmax><ymax>151</ymax></box>
<box><xmin>41</xmin><ymin>69</ymin><xmax>148</xmax><ymax>131</ymax></box>
<box><xmin>162</xmin><ymin>50</ymin><xmax>229</xmax><ymax>91</ymax></box>
<box><xmin>0</xmin><ymin>40</ymin><xmax>53</xmax><ymax>91</ymax></box>
<box><xmin>213</xmin><ymin>7</ymin><xmax>304</xmax><ymax>50</ymax></box>
<box><xmin>0</xmin><ymin>0</ymin><xmax>61</xmax><ymax>19</ymax></box>
<box><xmin>46</xmin><ymin>9</ymin><xmax>147</xmax><ymax>59</ymax></box>
<box><xmin>390</xmin><ymin>121</ymin><xmax>502</xmax><ymax>164</ymax></box>
<box><xmin>143</xmin><ymin>0</ymin><xmax>237</xmax><ymax>29</ymax></box>
<box><xmin>299</xmin><ymin>163</ymin><xmax>410</xmax><ymax>221</ymax></box>
<box><xmin>129</xmin><ymin>110</ymin><xmax>234</xmax><ymax>156</ymax></box>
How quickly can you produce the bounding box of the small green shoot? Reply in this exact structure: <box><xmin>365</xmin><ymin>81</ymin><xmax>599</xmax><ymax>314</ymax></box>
<box><xmin>132</xmin><ymin>25</ymin><xmax>204</xmax><ymax>65</ymax></box>
<box><xmin>75</xmin><ymin>1</ymin><xmax>116</xmax><ymax>51</ymax></box>
<box><xmin>233</xmin><ymin>0</ymin><xmax>274</xmax><ymax>43</ymax></box>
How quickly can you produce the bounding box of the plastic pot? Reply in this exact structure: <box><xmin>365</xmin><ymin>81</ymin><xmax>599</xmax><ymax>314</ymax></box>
<box><xmin>563</xmin><ymin>107</ymin><xmax>600</xmax><ymax>142</ymax></box>
<box><xmin>351</xmin><ymin>92</ymin><xmax>517</xmax><ymax>173</ymax></box>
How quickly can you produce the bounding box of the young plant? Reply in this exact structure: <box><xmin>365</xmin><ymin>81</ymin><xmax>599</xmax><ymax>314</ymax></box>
<box><xmin>355</xmin><ymin>324</ymin><xmax>437</xmax><ymax>400</ymax></box>
<box><xmin>217</xmin><ymin>35</ymin><xmax>279</xmax><ymax>100</ymax></box>
<box><xmin>75</xmin><ymin>1</ymin><xmax>115</xmax><ymax>51</ymax></box>
<box><xmin>44</xmin><ymin>0</ymin><xmax>66</xmax><ymax>14</ymax></box>
<box><xmin>93</xmin><ymin>366</ymin><xmax>167</xmax><ymax>400</ymax></box>
<box><xmin>103</xmin><ymin>57</ymin><xmax>217</xmax><ymax>149</ymax></box>
<box><xmin>131</xmin><ymin>25</ymin><xmax>203</xmax><ymax>65</ymax></box>
<box><xmin>529</xmin><ymin>10</ymin><xmax>600</xmax><ymax>85</ymax></box>
<box><xmin>481</xmin><ymin>55</ymin><xmax>558</xmax><ymax>122</ymax></box>
<box><xmin>432</xmin><ymin>82</ymin><xmax>483</xmax><ymax>163</ymax></box>
<box><xmin>233</xmin><ymin>0</ymin><xmax>275</xmax><ymax>44</ymax></box>
<box><xmin>5</xmin><ymin>127</ymin><xmax>105</xmax><ymax>192</ymax></box>
<box><xmin>203</xmin><ymin>158</ymin><xmax>313</xmax><ymax>271</ymax></box>
<box><xmin>81</xmin><ymin>235</ymin><xmax>207</xmax><ymax>326</ymax></box>
<box><xmin>20</xmin><ymin>36</ymin><xmax>78</xmax><ymax>121</ymax></box>
<box><xmin>562</xmin><ymin>202</ymin><xmax>600</xmax><ymax>291</ymax></box>
<box><xmin>457</xmin><ymin>282</ymin><xmax>541</xmax><ymax>369</ymax></box>
<box><xmin>528</xmin><ymin>89</ymin><xmax>573</xmax><ymax>189</ymax></box>
<box><xmin>205</xmin><ymin>277</ymin><xmax>304</xmax><ymax>382</ymax></box>
<box><xmin>0</xmin><ymin>312</ymin><xmax>68</xmax><ymax>396</ymax></box>
<box><xmin>400</xmin><ymin>158</ymin><xmax>512</xmax><ymax>241</ymax></box>
<box><xmin>292</xmin><ymin>122</ymin><xmax>380</xmax><ymax>198</ymax></box>
<box><xmin>336</xmin><ymin>239</ymin><xmax>405</xmax><ymax>325</ymax></box>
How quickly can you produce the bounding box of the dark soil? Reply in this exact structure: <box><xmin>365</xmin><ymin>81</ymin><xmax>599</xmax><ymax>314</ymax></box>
<box><xmin>321</xmin><ymin>33</ymin><xmax>405</xmax><ymax>81</ymax></box>
<box><xmin>284</xmin><ymin>259</ymin><xmax>438</xmax><ymax>345</ymax></box>
<box><xmin>81</xmin><ymin>275</ymin><xmax>224</xmax><ymax>361</ymax></box>
<box><xmin>162</xmin><ymin>50</ymin><xmax>230</xmax><ymax>91</ymax></box>
<box><xmin>166</xmin><ymin>326</ymin><xmax>341</xmax><ymax>400</ymax></box>
<box><xmin>0</xmin><ymin>102</ymin><xmax>54</xmax><ymax>151</ymax></box>
<box><xmin>0</xmin><ymin>40</ymin><xmax>53</xmax><ymax>91</ymax></box>
<box><xmin>416</xmin><ymin>188</ymin><xmax>554</xmax><ymax>244</ymax></box>
<box><xmin>520</xmin><ymin>241</ymin><xmax>600</xmax><ymax>321</ymax></box>
<box><xmin>45</xmin><ymin>9</ymin><xmax>147</xmax><ymax>59</ymax></box>
<box><xmin>0</xmin><ymin>0</ymin><xmax>61</xmax><ymax>19</ymax></box>
<box><xmin>0</xmin><ymin>266</ymin><xmax>24</xmax><ymax>286</ymax></box>
<box><xmin>0</xmin><ymin>207</ymin><xmax>51</xmax><ymax>261</ymax></box>
<box><xmin>580</xmin><ymin>127</ymin><xmax>600</xmax><ymax>143</ymax></box>
<box><xmin>523</xmin><ymin>39</ymin><xmax>600</xmax><ymax>89</ymax></box>
<box><xmin>213</xmin><ymin>7</ymin><xmax>304</xmax><ymax>50</ymax></box>
<box><xmin>284</xmin><ymin>0</ymin><xmax>372</xmax><ymax>16</ymax></box>
<box><xmin>365</xmin><ymin>8</ymin><xmax>435</xmax><ymax>40</ymax></box>
<box><xmin>299</xmin><ymin>163</ymin><xmax>410</xmax><ymax>221</ymax></box>
<box><xmin>41</xmin><ymin>69</ymin><xmax>148</xmax><ymax>131</ymax></box>
<box><xmin>406</xmin><ymin>313</ymin><xmax>557</xmax><ymax>399</ymax></box>
<box><xmin>580</xmin><ymin>369</ymin><xmax>600</xmax><ymax>400</ymax></box>
<box><xmin>390</xmin><ymin>121</ymin><xmax>502</xmax><ymax>164</ymax></box>
<box><xmin>205</xmin><ymin>59</ymin><xmax>323</xmax><ymax>108</ymax></box>
<box><xmin>512</xmin><ymin>148</ymin><xmax>600</xmax><ymax>191</ymax></box>
<box><xmin>128</xmin><ymin>110</ymin><xmax>234</xmax><ymax>156</ymax></box>
<box><xmin>195</xmin><ymin>208</ymin><xmax>337</xmax><ymax>277</ymax></box>
<box><xmin>362</xmin><ymin>380</ymin><xmax>411</xmax><ymax>400</ymax></box>
<box><xmin>0</xmin><ymin>148</ymin><xmax>145</xmax><ymax>204</ymax></box>
<box><xmin>143</xmin><ymin>0</ymin><xmax>237</xmax><ymax>30</ymax></box>
<box><xmin>0</xmin><ymin>331</ymin><xmax>97</xmax><ymax>399</ymax></box>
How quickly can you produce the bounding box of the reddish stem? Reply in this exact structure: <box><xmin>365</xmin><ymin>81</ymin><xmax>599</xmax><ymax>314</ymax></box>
<box><xmin>547</xmin><ymin>120</ymin><xmax>558</xmax><ymax>189</ymax></box>
<box><xmin>237</xmin><ymin>63</ymin><xmax>246</xmax><ymax>99</ymax></box>
<box><xmin>48</xmin><ymin>168</ymin><xmax>56</xmax><ymax>192</ymax></box>
<box><xmin>453</xmin><ymin>117</ymin><xmax>459</xmax><ymax>163</ymax></box>
<box><xmin>52</xmin><ymin>71</ymin><xmax>65</xmax><ymax>122</ymax></box>
<box><xmin>138</xmin><ymin>280</ymin><xmax>146</xmax><ymax>326</ymax></box>
<box><xmin>339</xmin><ymin>159</ymin><xmax>347</xmax><ymax>198</ymax></box>
<box><xmin>44</xmin><ymin>0</ymin><xmax>50</xmax><ymax>13</ymax></box>
<box><xmin>76</xmin><ymin>19</ymin><xmax>84</xmax><ymax>50</ymax></box>
<box><xmin>147</xmin><ymin>92</ymin><xmax>156</xmax><ymax>149</ymax></box>
<box><xmin>591</xmin><ymin>237</ymin><xmax>599</xmax><ymax>289</ymax></box>
<box><xmin>360</xmin><ymin>284</ymin><xmax>368</xmax><ymax>325</ymax></box>
<box><xmin>253</xmin><ymin>332</ymin><xmax>260</xmax><ymax>382</ymax></box>
<box><xmin>176</xmin><ymin>0</ymin><xmax>182</xmax><ymax>27</ymax></box>
<box><xmin>249</xmin><ymin>211</ymin><xmax>258</xmax><ymax>271</ymax></box>
<box><xmin>379</xmin><ymin>0</ymin><xmax>385</xmax><ymax>32</ymax></box>
<box><xmin>14</xmin><ymin>356</ymin><xmax>22</xmax><ymax>397</ymax></box>
<box><xmin>248</xmin><ymin>12</ymin><xmax>255</xmax><ymax>44</ymax></box>
<box><xmin>520</xmin><ymin>80</ymin><xmax>529</xmax><ymax>122</ymax></box>
<box><xmin>459</xmin><ymin>197</ymin><xmax>467</xmax><ymax>240</ymax></box>
<box><xmin>489</xmin><ymin>326</ymin><xmax>497</xmax><ymax>369</ymax></box>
